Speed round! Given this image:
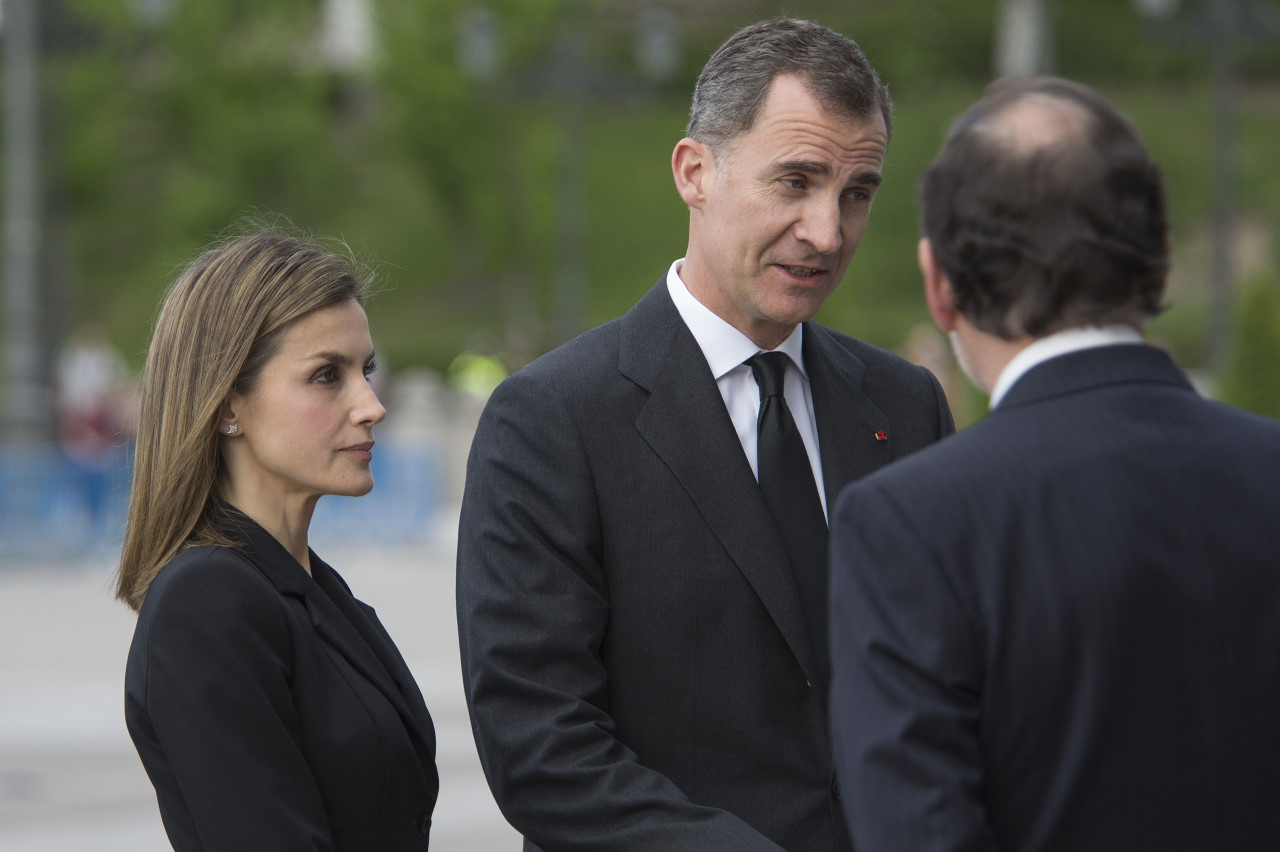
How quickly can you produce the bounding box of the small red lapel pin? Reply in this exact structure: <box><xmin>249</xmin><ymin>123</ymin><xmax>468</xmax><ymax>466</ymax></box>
<box><xmin>874</xmin><ymin>430</ymin><xmax>888</xmax><ymax>442</ymax></box>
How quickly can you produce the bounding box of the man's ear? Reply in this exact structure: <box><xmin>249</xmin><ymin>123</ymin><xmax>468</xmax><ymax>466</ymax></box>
<box><xmin>672</xmin><ymin>137</ymin><xmax>712</xmax><ymax>209</ymax></box>
<box><xmin>919</xmin><ymin>238</ymin><xmax>959</xmax><ymax>334</ymax></box>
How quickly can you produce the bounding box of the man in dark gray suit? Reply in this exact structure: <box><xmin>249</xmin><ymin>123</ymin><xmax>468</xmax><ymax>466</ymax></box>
<box><xmin>457</xmin><ymin>18</ymin><xmax>953</xmax><ymax>852</ymax></box>
<box><xmin>829</xmin><ymin>76</ymin><xmax>1280</xmax><ymax>851</ymax></box>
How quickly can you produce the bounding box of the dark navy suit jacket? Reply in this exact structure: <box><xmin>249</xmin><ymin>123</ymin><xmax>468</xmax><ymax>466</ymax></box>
<box><xmin>457</xmin><ymin>279</ymin><xmax>954</xmax><ymax>851</ymax></box>
<box><xmin>126</xmin><ymin>513</ymin><xmax>438</xmax><ymax>851</ymax></box>
<box><xmin>829</xmin><ymin>343</ymin><xmax>1280</xmax><ymax>851</ymax></box>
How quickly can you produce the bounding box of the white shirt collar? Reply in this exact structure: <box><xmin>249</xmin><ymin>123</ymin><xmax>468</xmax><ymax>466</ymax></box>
<box><xmin>665</xmin><ymin>258</ymin><xmax>807</xmax><ymax>375</ymax></box>
<box><xmin>989</xmin><ymin>324</ymin><xmax>1144</xmax><ymax>409</ymax></box>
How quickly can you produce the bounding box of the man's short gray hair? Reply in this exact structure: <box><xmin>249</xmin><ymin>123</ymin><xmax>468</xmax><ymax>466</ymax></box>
<box><xmin>687</xmin><ymin>18</ymin><xmax>892</xmax><ymax>161</ymax></box>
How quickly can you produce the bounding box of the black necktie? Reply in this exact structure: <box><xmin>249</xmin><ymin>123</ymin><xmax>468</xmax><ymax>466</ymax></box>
<box><xmin>747</xmin><ymin>351</ymin><xmax>830</xmax><ymax>688</ymax></box>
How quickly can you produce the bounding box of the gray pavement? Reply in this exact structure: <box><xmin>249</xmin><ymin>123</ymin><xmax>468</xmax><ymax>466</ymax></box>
<box><xmin>0</xmin><ymin>507</ymin><xmax>521</xmax><ymax>851</ymax></box>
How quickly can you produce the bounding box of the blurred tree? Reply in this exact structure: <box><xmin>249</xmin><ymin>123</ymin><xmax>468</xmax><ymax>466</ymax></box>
<box><xmin>1218</xmin><ymin>272</ymin><xmax>1280</xmax><ymax>418</ymax></box>
<box><xmin>18</xmin><ymin>0</ymin><xmax>1278</xmax><ymax>384</ymax></box>
<box><xmin>373</xmin><ymin>0</ymin><xmax>590</xmax><ymax>363</ymax></box>
<box><xmin>57</xmin><ymin>0</ymin><xmax>353</xmax><ymax>342</ymax></box>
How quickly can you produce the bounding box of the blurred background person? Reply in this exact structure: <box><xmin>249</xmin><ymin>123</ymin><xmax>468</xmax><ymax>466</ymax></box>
<box><xmin>52</xmin><ymin>322</ymin><xmax>134</xmax><ymax>528</ymax></box>
<box><xmin>828</xmin><ymin>76</ymin><xmax>1280</xmax><ymax>851</ymax></box>
<box><xmin>114</xmin><ymin>227</ymin><xmax>439</xmax><ymax>851</ymax></box>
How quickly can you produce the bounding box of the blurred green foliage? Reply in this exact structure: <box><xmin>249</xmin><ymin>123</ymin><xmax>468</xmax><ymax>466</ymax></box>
<box><xmin>14</xmin><ymin>0</ymin><xmax>1280</xmax><ymax>407</ymax></box>
<box><xmin>1219</xmin><ymin>272</ymin><xmax>1280</xmax><ymax>418</ymax></box>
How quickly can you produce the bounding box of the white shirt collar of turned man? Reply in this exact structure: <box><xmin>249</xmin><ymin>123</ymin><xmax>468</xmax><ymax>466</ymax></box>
<box><xmin>990</xmin><ymin>324</ymin><xmax>1144</xmax><ymax>409</ymax></box>
<box><xmin>666</xmin><ymin>258</ymin><xmax>808</xmax><ymax>381</ymax></box>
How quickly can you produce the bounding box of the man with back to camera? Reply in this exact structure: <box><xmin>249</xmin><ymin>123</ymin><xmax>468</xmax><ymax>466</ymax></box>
<box><xmin>828</xmin><ymin>75</ymin><xmax>1280</xmax><ymax>851</ymax></box>
<box><xmin>456</xmin><ymin>17</ymin><xmax>954</xmax><ymax>852</ymax></box>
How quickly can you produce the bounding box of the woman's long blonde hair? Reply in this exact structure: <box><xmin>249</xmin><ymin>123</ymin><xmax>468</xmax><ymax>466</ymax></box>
<box><xmin>115</xmin><ymin>226</ymin><xmax>371</xmax><ymax>611</ymax></box>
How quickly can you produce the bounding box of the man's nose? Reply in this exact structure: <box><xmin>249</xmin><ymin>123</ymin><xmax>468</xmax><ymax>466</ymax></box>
<box><xmin>794</xmin><ymin>198</ymin><xmax>843</xmax><ymax>255</ymax></box>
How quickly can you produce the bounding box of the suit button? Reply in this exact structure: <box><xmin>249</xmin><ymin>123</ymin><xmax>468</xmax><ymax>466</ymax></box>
<box><xmin>831</xmin><ymin>775</ymin><xmax>842</xmax><ymax>802</ymax></box>
<box><xmin>416</xmin><ymin>813</ymin><xmax>432</xmax><ymax>834</ymax></box>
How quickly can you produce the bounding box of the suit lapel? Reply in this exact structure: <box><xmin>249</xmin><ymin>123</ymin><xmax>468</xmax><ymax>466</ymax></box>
<box><xmin>622</xmin><ymin>282</ymin><xmax>819</xmax><ymax>685</ymax></box>
<box><xmin>304</xmin><ymin>560</ymin><xmax>438</xmax><ymax>766</ymax></box>
<box><xmin>225</xmin><ymin>513</ymin><xmax>436</xmax><ymax>767</ymax></box>
<box><xmin>803</xmin><ymin>323</ymin><xmax>892</xmax><ymax>507</ymax></box>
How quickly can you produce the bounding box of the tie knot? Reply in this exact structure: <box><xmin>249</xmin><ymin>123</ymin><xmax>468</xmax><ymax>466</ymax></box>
<box><xmin>747</xmin><ymin>351</ymin><xmax>790</xmax><ymax>400</ymax></box>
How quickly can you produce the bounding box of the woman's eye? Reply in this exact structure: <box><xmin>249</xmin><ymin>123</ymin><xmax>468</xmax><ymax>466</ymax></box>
<box><xmin>314</xmin><ymin>366</ymin><xmax>338</xmax><ymax>384</ymax></box>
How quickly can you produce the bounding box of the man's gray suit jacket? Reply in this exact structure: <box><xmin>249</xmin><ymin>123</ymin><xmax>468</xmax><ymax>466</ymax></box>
<box><xmin>458</xmin><ymin>278</ymin><xmax>954</xmax><ymax>851</ymax></box>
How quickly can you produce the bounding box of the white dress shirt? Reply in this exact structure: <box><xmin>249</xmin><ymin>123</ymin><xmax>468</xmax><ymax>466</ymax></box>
<box><xmin>989</xmin><ymin>324</ymin><xmax>1145</xmax><ymax>409</ymax></box>
<box><xmin>665</xmin><ymin>259</ymin><xmax>829</xmax><ymax>518</ymax></box>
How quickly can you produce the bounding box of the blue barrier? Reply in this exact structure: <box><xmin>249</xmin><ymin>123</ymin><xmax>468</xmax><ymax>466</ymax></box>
<box><xmin>0</xmin><ymin>440</ymin><xmax>440</xmax><ymax>562</ymax></box>
<box><xmin>0</xmin><ymin>442</ymin><xmax>132</xmax><ymax>561</ymax></box>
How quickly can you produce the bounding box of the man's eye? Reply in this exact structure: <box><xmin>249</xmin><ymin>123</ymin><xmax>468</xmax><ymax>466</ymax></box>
<box><xmin>781</xmin><ymin>178</ymin><xmax>805</xmax><ymax>190</ymax></box>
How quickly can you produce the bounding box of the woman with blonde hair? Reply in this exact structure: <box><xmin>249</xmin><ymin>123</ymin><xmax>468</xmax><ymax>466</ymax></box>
<box><xmin>117</xmin><ymin>227</ymin><xmax>437</xmax><ymax>850</ymax></box>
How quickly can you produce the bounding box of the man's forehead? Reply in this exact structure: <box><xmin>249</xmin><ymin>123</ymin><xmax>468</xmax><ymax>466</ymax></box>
<box><xmin>768</xmin><ymin>82</ymin><xmax>881</xmax><ymax>127</ymax></box>
<box><xmin>757</xmin><ymin>116</ymin><xmax>888</xmax><ymax>173</ymax></box>
<box><xmin>754</xmin><ymin>100</ymin><xmax>886</xmax><ymax>154</ymax></box>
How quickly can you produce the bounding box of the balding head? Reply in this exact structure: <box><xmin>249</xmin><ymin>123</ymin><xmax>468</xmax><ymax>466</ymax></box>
<box><xmin>918</xmin><ymin>77</ymin><xmax>1168</xmax><ymax>340</ymax></box>
<box><xmin>974</xmin><ymin>93</ymin><xmax>1091</xmax><ymax>156</ymax></box>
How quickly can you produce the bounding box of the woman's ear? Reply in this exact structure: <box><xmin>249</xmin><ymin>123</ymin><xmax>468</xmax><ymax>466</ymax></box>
<box><xmin>217</xmin><ymin>399</ymin><xmax>239</xmax><ymax>437</ymax></box>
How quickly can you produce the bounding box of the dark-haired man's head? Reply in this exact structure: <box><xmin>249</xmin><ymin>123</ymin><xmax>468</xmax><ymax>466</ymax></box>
<box><xmin>918</xmin><ymin>76</ymin><xmax>1168</xmax><ymax>342</ymax></box>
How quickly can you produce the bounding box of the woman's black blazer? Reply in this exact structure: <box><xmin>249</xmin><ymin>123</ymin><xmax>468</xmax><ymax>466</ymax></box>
<box><xmin>125</xmin><ymin>514</ymin><xmax>438</xmax><ymax>851</ymax></box>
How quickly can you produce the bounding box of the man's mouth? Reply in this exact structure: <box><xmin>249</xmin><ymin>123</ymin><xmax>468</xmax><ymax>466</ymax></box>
<box><xmin>780</xmin><ymin>265</ymin><xmax>823</xmax><ymax>279</ymax></box>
